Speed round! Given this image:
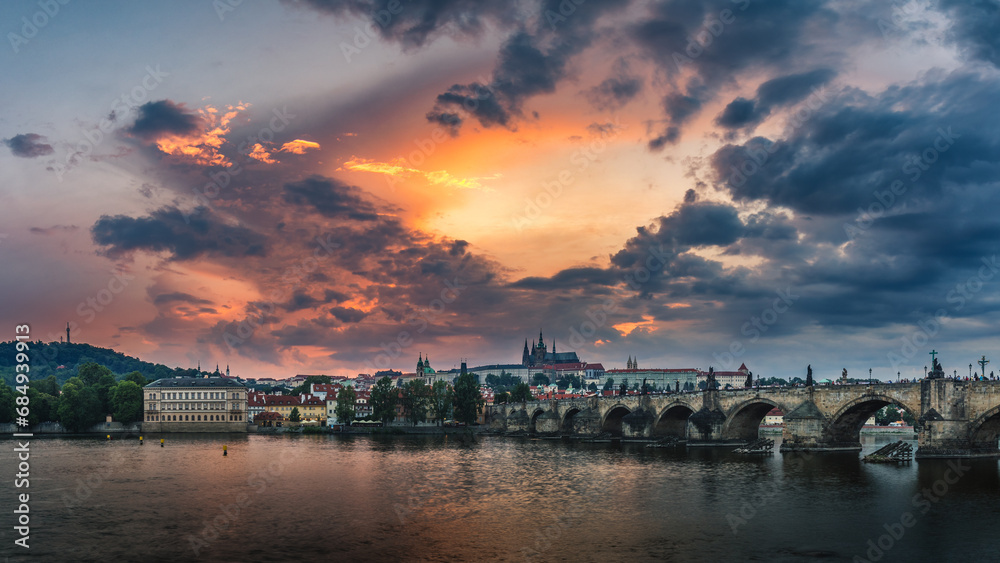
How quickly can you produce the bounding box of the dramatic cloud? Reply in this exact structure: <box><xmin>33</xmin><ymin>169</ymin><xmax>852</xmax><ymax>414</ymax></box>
<box><xmin>4</xmin><ymin>133</ymin><xmax>54</xmax><ymax>158</ymax></box>
<box><xmin>936</xmin><ymin>0</ymin><xmax>1000</xmax><ymax>68</ymax></box>
<box><xmin>341</xmin><ymin>157</ymin><xmax>501</xmax><ymax>190</ymax></box>
<box><xmin>91</xmin><ymin>206</ymin><xmax>267</xmax><ymax>260</ymax></box>
<box><xmin>125</xmin><ymin>100</ymin><xmax>202</xmax><ymax>140</ymax></box>
<box><xmin>299</xmin><ymin>0</ymin><xmax>515</xmax><ymax>48</ymax></box>
<box><xmin>279</xmin><ymin>139</ymin><xmax>321</xmax><ymax>154</ymax></box>
<box><xmin>586</xmin><ymin>60</ymin><xmax>643</xmax><ymax>111</ymax></box>
<box><xmin>281</xmin><ymin>175</ymin><xmax>381</xmax><ymax>220</ymax></box>
<box><xmin>153</xmin><ymin>292</ymin><xmax>214</xmax><ymax>306</ymax></box>
<box><xmin>716</xmin><ymin>68</ymin><xmax>835</xmax><ymax>130</ymax></box>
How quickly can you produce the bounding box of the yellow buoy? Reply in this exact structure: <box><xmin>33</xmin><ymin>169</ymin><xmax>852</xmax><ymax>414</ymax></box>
<box><xmin>223</xmin><ymin>445</ymin><xmax>228</xmax><ymax>456</ymax></box>
<box><xmin>140</xmin><ymin>436</ymin><xmax>144</xmax><ymax>445</ymax></box>
<box><xmin>160</xmin><ymin>438</ymin><xmax>164</xmax><ymax>447</ymax></box>
<box><xmin>106</xmin><ymin>435</ymin><xmax>111</xmax><ymax>440</ymax></box>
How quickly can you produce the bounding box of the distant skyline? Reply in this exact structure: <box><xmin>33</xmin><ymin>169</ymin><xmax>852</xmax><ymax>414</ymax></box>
<box><xmin>3</xmin><ymin>0</ymin><xmax>1000</xmax><ymax>381</ymax></box>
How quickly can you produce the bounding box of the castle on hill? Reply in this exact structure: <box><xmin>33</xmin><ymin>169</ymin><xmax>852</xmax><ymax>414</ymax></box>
<box><xmin>521</xmin><ymin>330</ymin><xmax>579</xmax><ymax>368</ymax></box>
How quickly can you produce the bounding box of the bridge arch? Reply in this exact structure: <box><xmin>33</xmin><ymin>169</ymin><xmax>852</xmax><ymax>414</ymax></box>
<box><xmin>528</xmin><ymin>408</ymin><xmax>545</xmax><ymax>435</ymax></box>
<box><xmin>601</xmin><ymin>404</ymin><xmax>631</xmax><ymax>437</ymax></box>
<box><xmin>826</xmin><ymin>394</ymin><xmax>918</xmax><ymax>446</ymax></box>
<box><xmin>561</xmin><ymin>407</ymin><xmax>581</xmax><ymax>434</ymax></box>
<box><xmin>653</xmin><ymin>402</ymin><xmax>696</xmax><ymax>439</ymax></box>
<box><xmin>968</xmin><ymin>405</ymin><xmax>1000</xmax><ymax>453</ymax></box>
<box><xmin>723</xmin><ymin>398</ymin><xmax>783</xmax><ymax>441</ymax></box>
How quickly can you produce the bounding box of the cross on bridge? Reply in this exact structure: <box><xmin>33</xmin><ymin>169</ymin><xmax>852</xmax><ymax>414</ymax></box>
<box><xmin>929</xmin><ymin>350</ymin><xmax>938</xmax><ymax>364</ymax></box>
<box><xmin>979</xmin><ymin>355</ymin><xmax>990</xmax><ymax>377</ymax></box>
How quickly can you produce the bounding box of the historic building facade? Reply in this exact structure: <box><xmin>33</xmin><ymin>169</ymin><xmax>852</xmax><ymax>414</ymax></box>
<box><xmin>142</xmin><ymin>376</ymin><xmax>248</xmax><ymax>432</ymax></box>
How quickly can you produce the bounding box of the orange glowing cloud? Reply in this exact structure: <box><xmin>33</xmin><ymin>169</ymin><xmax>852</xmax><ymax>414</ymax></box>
<box><xmin>340</xmin><ymin>156</ymin><xmax>500</xmax><ymax>190</ymax></box>
<box><xmin>247</xmin><ymin>143</ymin><xmax>277</xmax><ymax>164</ymax></box>
<box><xmin>151</xmin><ymin>103</ymin><xmax>252</xmax><ymax>167</ymax></box>
<box><xmin>279</xmin><ymin>139</ymin><xmax>321</xmax><ymax>154</ymax></box>
<box><xmin>613</xmin><ymin>317</ymin><xmax>660</xmax><ymax>337</ymax></box>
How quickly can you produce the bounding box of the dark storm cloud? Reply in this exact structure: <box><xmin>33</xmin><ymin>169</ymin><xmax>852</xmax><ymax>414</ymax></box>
<box><xmin>633</xmin><ymin>0</ymin><xmax>855</xmax><ymax>147</ymax></box>
<box><xmin>510</xmin><ymin>267</ymin><xmax>619</xmax><ymax>290</ymax></box>
<box><xmin>91</xmin><ymin>206</ymin><xmax>267</xmax><ymax>260</ymax></box>
<box><xmin>716</xmin><ymin>68</ymin><xmax>836</xmax><ymax>130</ymax></box>
<box><xmin>936</xmin><ymin>0</ymin><xmax>1000</xmax><ymax>68</ymax></box>
<box><xmin>329</xmin><ymin>306</ymin><xmax>369</xmax><ymax>323</ymax></box>
<box><xmin>282</xmin><ymin>175</ymin><xmax>381</xmax><ymax>221</ymax></box>
<box><xmin>4</xmin><ymin>133</ymin><xmax>54</xmax><ymax>158</ymax></box>
<box><xmin>708</xmin><ymin>71</ymin><xmax>1000</xmax><ymax>216</ymax></box>
<box><xmin>125</xmin><ymin>100</ymin><xmax>202</xmax><ymax>140</ymax></box>
<box><xmin>426</xmin><ymin>1</ymin><xmax>631</xmax><ymax>132</ymax></box>
<box><xmin>298</xmin><ymin>0</ymin><xmax>514</xmax><ymax>48</ymax></box>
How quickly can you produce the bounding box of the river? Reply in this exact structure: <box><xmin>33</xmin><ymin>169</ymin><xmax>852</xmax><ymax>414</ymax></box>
<box><xmin>1</xmin><ymin>433</ymin><xmax>997</xmax><ymax>562</ymax></box>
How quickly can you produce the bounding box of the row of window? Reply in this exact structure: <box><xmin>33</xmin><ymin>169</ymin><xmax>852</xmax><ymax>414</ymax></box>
<box><xmin>154</xmin><ymin>403</ymin><xmax>242</xmax><ymax>411</ymax></box>
<box><xmin>146</xmin><ymin>391</ymin><xmax>244</xmax><ymax>401</ymax></box>
<box><xmin>145</xmin><ymin>414</ymin><xmax>244</xmax><ymax>422</ymax></box>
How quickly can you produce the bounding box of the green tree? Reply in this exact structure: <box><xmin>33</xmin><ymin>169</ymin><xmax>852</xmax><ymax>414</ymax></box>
<box><xmin>509</xmin><ymin>381</ymin><xmax>532</xmax><ymax>402</ymax></box>
<box><xmin>335</xmin><ymin>386</ymin><xmax>356</xmax><ymax>424</ymax></box>
<box><xmin>532</xmin><ymin>373</ymin><xmax>549</xmax><ymax>386</ymax></box>
<box><xmin>588</xmin><ymin>382</ymin><xmax>598</xmax><ymax>392</ymax></box>
<box><xmin>453</xmin><ymin>371</ymin><xmax>484</xmax><ymax>425</ymax></box>
<box><xmin>57</xmin><ymin>381</ymin><xmax>103</xmax><ymax>431</ymax></box>
<box><xmin>95</xmin><ymin>372</ymin><xmax>116</xmax><ymax>414</ymax></box>
<box><xmin>78</xmin><ymin>362</ymin><xmax>112</xmax><ymax>387</ymax></box>
<box><xmin>125</xmin><ymin>371</ymin><xmax>149</xmax><ymax>387</ymax></box>
<box><xmin>430</xmin><ymin>380</ymin><xmax>453</xmax><ymax>425</ymax></box>
<box><xmin>370</xmin><ymin>376</ymin><xmax>398</xmax><ymax>425</ymax></box>
<box><xmin>403</xmin><ymin>380</ymin><xmax>429</xmax><ymax>425</ymax></box>
<box><xmin>109</xmin><ymin>381</ymin><xmax>143</xmax><ymax>423</ymax></box>
<box><xmin>26</xmin><ymin>387</ymin><xmax>58</xmax><ymax>425</ymax></box>
<box><xmin>287</xmin><ymin>407</ymin><xmax>301</xmax><ymax>422</ymax></box>
<box><xmin>31</xmin><ymin>375</ymin><xmax>59</xmax><ymax>396</ymax></box>
<box><xmin>494</xmin><ymin>391</ymin><xmax>509</xmax><ymax>404</ymax></box>
<box><xmin>603</xmin><ymin>378</ymin><xmax>615</xmax><ymax>391</ymax></box>
<box><xmin>0</xmin><ymin>384</ymin><xmax>15</xmax><ymax>423</ymax></box>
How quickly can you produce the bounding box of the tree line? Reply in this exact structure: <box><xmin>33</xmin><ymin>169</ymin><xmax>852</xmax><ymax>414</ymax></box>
<box><xmin>0</xmin><ymin>362</ymin><xmax>147</xmax><ymax>431</ymax></box>
<box><xmin>332</xmin><ymin>372</ymin><xmax>484</xmax><ymax>426</ymax></box>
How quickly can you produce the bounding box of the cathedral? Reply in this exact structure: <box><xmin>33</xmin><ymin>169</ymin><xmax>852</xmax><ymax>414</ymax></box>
<box><xmin>521</xmin><ymin>330</ymin><xmax>580</xmax><ymax>368</ymax></box>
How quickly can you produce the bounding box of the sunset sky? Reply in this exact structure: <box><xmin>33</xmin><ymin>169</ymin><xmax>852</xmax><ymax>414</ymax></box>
<box><xmin>3</xmin><ymin>0</ymin><xmax>1000</xmax><ymax>381</ymax></box>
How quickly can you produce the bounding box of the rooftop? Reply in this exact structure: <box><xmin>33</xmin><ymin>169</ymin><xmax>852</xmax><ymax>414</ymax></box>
<box><xmin>146</xmin><ymin>377</ymin><xmax>246</xmax><ymax>388</ymax></box>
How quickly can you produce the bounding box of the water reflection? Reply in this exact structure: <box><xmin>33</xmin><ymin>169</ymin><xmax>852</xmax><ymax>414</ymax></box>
<box><xmin>2</xmin><ymin>434</ymin><xmax>997</xmax><ymax>562</ymax></box>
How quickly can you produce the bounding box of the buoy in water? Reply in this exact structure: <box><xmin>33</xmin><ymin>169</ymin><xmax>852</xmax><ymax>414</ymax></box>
<box><xmin>140</xmin><ymin>436</ymin><xmax>144</xmax><ymax>445</ymax></box>
<box><xmin>160</xmin><ymin>438</ymin><xmax>164</xmax><ymax>447</ymax></box>
<box><xmin>106</xmin><ymin>435</ymin><xmax>111</xmax><ymax>440</ymax></box>
<box><xmin>223</xmin><ymin>445</ymin><xmax>228</xmax><ymax>456</ymax></box>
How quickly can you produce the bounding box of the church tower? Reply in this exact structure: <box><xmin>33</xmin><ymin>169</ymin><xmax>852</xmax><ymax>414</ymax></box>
<box><xmin>66</xmin><ymin>322</ymin><xmax>71</xmax><ymax>344</ymax></box>
<box><xmin>417</xmin><ymin>353</ymin><xmax>425</xmax><ymax>376</ymax></box>
<box><xmin>522</xmin><ymin>339</ymin><xmax>530</xmax><ymax>366</ymax></box>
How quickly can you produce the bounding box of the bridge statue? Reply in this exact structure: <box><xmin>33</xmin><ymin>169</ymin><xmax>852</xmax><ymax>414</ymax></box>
<box><xmin>488</xmin><ymin>377</ymin><xmax>1000</xmax><ymax>459</ymax></box>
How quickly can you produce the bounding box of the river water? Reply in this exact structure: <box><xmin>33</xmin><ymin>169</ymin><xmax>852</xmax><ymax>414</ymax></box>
<box><xmin>1</xmin><ymin>433</ymin><xmax>998</xmax><ymax>562</ymax></box>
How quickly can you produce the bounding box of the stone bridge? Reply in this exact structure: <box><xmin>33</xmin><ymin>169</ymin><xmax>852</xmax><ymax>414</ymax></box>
<box><xmin>486</xmin><ymin>379</ymin><xmax>1000</xmax><ymax>458</ymax></box>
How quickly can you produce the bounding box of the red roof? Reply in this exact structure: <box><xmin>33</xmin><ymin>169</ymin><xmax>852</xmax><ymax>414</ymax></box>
<box><xmin>739</xmin><ymin>363</ymin><xmax>749</xmax><ymax>371</ymax></box>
